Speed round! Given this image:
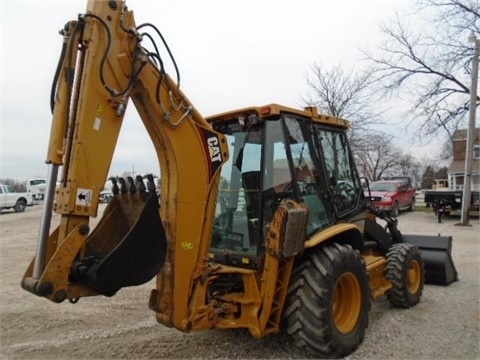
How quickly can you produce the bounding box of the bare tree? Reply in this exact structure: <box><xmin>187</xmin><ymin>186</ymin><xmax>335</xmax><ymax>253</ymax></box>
<box><xmin>364</xmin><ymin>0</ymin><xmax>480</xmax><ymax>139</ymax></box>
<box><xmin>421</xmin><ymin>165</ymin><xmax>436</xmax><ymax>188</ymax></box>
<box><xmin>302</xmin><ymin>63</ymin><xmax>384</xmax><ymax>143</ymax></box>
<box><xmin>301</xmin><ymin>63</ymin><xmax>412</xmax><ymax>180</ymax></box>
<box><xmin>437</xmin><ymin>138</ymin><xmax>454</xmax><ymax>163</ymax></box>
<box><xmin>354</xmin><ymin>133</ymin><xmax>405</xmax><ymax>180</ymax></box>
<box><xmin>302</xmin><ymin>63</ymin><xmax>410</xmax><ymax>179</ymax></box>
<box><xmin>397</xmin><ymin>153</ymin><xmax>423</xmax><ymax>185</ymax></box>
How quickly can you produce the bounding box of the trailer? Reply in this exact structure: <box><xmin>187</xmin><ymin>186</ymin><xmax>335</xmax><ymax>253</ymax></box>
<box><xmin>424</xmin><ymin>190</ymin><xmax>479</xmax><ymax>222</ymax></box>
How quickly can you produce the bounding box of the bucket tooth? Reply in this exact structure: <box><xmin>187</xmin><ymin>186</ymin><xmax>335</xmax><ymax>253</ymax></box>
<box><xmin>110</xmin><ymin>177</ymin><xmax>119</xmax><ymax>195</ymax></box>
<box><xmin>146</xmin><ymin>174</ymin><xmax>156</xmax><ymax>193</ymax></box>
<box><xmin>135</xmin><ymin>175</ymin><xmax>146</xmax><ymax>192</ymax></box>
<box><xmin>127</xmin><ymin>176</ymin><xmax>136</xmax><ymax>193</ymax></box>
<box><xmin>118</xmin><ymin>177</ymin><xmax>128</xmax><ymax>194</ymax></box>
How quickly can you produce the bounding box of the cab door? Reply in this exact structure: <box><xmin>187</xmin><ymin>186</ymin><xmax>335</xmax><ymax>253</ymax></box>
<box><xmin>311</xmin><ymin>126</ymin><xmax>363</xmax><ymax>218</ymax></box>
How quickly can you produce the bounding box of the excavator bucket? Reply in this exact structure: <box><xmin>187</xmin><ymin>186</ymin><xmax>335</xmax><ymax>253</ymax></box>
<box><xmin>402</xmin><ymin>234</ymin><xmax>458</xmax><ymax>285</ymax></box>
<box><xmin>70</xmin><ymin>175</ymin><xmax>167</xmax><ymax>296</ymax></box>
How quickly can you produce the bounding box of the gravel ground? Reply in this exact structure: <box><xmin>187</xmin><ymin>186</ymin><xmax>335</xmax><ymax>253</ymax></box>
<box><xmin>0</xmin><ymin>204</ymin><xmax>479</xmax><ymax>359</ymax></box>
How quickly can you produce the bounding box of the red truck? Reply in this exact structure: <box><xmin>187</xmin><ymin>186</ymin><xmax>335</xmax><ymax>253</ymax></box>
<box><xmin>365</xmin><ymin>179</ymin><xmax>416</xmax><ymax>217</ymax></box>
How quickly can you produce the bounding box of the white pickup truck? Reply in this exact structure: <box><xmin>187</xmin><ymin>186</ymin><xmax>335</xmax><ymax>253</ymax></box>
<box><xmin>26</xmin><ymin>178</ymin><xmax>47</xmax><ymax>200</ymax></box>
<box><xmin>0</xmin><ymin>184</ymin><xmax>33</xmax><ymax>213</ymax></box>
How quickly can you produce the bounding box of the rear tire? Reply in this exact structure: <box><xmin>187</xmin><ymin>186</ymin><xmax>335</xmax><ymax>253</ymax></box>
<box><xmin>385</xmin><ymin>243</ymin><xmax>424</xmax><ymax>308</ymax></box>
<box><xmin>408</xmin><ymin>198</ymin><xmax>416</xmax><ymax>211</ymax></box>
<box><xmin>284</xmin><ymin>243</ymin><xmax>371</xmax><ymax>358</ymax></box>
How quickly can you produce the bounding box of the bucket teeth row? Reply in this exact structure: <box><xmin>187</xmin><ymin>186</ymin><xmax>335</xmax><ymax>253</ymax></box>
<box><xmin>107</xmin><ymin>174</ymin><xmax>157</xmax><ymax>197</ymax></box>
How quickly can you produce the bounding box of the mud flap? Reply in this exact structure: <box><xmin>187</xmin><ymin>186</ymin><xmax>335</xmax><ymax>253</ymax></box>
<box><xmin>402</xmin><ymin>234</ymin><xmax>458</xmax><ymax>285</ymax></box>
<box><xmin>70</xmin><ymin>180</ymin><xmax>167</xmax><ymax>296</ymax></box>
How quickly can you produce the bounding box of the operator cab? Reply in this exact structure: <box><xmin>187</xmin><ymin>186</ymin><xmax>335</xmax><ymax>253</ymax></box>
<box><xmin>206</xmin><ymin>105</ymin><xmax>364</xmax><ymax>269</ymax></box>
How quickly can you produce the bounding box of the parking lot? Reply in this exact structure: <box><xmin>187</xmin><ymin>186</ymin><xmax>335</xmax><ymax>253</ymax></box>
<box><xmin>0</xmin><ymin>204</ymin><xmax>479</xmax><ymax>359</ymax></box>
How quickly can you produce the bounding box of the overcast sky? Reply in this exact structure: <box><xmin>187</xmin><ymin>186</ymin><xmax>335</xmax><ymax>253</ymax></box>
<box><xmin>1</xmin><ymin>0</ymin><xmax>420</xmax><ymax>181</ymax></box>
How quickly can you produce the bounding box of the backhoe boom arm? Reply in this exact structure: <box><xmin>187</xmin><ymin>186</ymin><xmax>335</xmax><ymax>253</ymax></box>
<box><xmin>21</xmin><ymin>0</ymin><xmax>229</xmax><ymax>331</ymax></box>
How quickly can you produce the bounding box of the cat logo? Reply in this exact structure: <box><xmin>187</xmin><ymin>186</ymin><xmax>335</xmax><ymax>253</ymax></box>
<box><xmin>199</xmin><ymin>127</ymin><xmax>224</xmax><ymax>180</ymax></box>
<box><xmin>207</xmin><ymin>136</ymin><xmax>222</xmax><ymax>163</ymax></box>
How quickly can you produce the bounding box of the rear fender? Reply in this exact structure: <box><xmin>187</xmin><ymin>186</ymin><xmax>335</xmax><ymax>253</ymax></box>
<box><xmin>304</xmin><ymin>223</ymin><xmax>363</xmax><ymax>251</ymax></box>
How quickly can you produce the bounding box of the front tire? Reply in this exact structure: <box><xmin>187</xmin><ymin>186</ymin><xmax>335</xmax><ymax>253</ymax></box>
<box><xmin>14</xmin><ymin>200</ymin><xmax>26</xmax><ymax>213</ymax></box>
<box><xmin>284</xmin><ymin>243</ymin><xmax>371</xmax><ymax>358</ymax></box>
<box><xmin>390</xmin><ymin>202</ymin><xmax>399</xmax><ymax>217</ymax></box>
<box><xmin>385</xmin><ymin>243</ymin><xmax>424</xmax><ymax>308</ymax></box>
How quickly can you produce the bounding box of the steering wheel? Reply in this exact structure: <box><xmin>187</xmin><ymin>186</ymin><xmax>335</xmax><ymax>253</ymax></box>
<box><xmin>263</xmin><ymin>185</ymin><xmax>293</xmax><ymax>211</ymax></box>
<box><xmin>339</xmin><ymin>181</ymin><xmax>356</xmax><ymax>194</ymax></box>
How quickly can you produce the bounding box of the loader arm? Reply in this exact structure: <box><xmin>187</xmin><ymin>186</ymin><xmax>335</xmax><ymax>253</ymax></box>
<box><xmin>21</xmin><ymin>0</ymin><xmax>228</xmax><ymax>330</ymax></box>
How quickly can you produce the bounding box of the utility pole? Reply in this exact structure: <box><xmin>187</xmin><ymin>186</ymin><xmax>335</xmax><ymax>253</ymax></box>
<box><xmin>460</xmin><ymin>32</ymin><xmax>479</xmax><ymax>225</ymax></box>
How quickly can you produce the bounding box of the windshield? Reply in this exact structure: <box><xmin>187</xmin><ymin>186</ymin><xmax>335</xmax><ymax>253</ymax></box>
<box><xmin>29</xmin><ymin>179</ymin><xmax>46</xmax><ymax>186</ymax></box>
<box><xmin>370</xmin><ymin>182</ymin><xmax>398</xmax><ymax>192</ymax></box>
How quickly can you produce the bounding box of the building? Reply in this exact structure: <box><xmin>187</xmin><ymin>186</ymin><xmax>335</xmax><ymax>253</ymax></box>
<box><xmin>448</xmin><ymin>128</ymin><xmax>480</xmax><ymax>191</ymax></box>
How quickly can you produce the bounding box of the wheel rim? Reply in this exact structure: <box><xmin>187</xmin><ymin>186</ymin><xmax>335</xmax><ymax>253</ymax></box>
<box><xmin>332</xmin><ymin>272</ymin><xmax>361</xmax><ymax>334</ymax></box>
<box><xmin>407</xmin><ymin>259</ymin><xmax>422</xmax><ymax>294</ymax></box>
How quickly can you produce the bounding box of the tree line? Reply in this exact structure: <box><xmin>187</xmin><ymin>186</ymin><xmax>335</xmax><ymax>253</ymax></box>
<box><xmin>0</xmin><ymin>179</ymin><xmax>27</xmax><ymax>192</ymax></box>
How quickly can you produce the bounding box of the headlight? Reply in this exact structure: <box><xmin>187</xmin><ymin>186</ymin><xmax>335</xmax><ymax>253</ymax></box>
<box><xmin>382</xmin><ymin>196</ymin><xmax>392</xmax><ymax>202</ymax></box>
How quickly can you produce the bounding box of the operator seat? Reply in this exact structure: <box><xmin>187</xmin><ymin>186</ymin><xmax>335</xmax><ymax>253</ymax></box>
<box><xmin>242</xmin><ymin>171</ymin><xmax>261</xmax><ymax>218</ymax></box>
<box><xmin>242</xmin><ymin>171</ymin><xmax>261</xmax><ymax>248</ymax></box>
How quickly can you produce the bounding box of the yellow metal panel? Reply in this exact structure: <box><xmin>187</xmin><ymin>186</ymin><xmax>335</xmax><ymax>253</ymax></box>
<box><xmin>364</xmin><ymin>255</ymin><xmax>392</xmax><ymax>299</ymax></box>
<box><xmin>207</xmin><ymin>103</ymin><xmax>350</xmax><ymax>129</ymax></box>
<box><xmin>304</xmin><ymin>223</ymin><xmax>360</xmax><ymax>248</ymax></box>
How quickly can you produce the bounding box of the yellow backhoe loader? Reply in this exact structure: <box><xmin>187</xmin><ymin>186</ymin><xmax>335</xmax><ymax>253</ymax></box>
<box><xmin>21</xmin><ymin>1</ymin><xmax>457</xmax><ymax>358</ymax></box>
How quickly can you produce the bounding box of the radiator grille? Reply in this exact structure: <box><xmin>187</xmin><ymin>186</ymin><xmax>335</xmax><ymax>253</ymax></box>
<box><xmin>282</xmin><ymin>207</ymin><xmax>308</xmax><ymax>258</ymax></box>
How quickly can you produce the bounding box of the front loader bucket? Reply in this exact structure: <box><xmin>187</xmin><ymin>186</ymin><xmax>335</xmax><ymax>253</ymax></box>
<box><xmin>70</xmin><ymin>176</ymin><xmax>167</xmax><ymax>296</ymax></box>
<box><xmin>402</xmin><ymin>234</ymin><xmax>458</xmax><ymax>285</ymax></box>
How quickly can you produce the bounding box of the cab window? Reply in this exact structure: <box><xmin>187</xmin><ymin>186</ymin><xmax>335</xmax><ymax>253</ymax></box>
<box><xmin>315</xmin><ymin>129</ymin><xmax>362</xmax><ymax>215</ymax></box>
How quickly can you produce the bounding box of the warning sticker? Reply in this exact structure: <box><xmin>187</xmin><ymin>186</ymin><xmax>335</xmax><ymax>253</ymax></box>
<box><xmin>76</xmin><ymin>188</ymin><xmax>93</xmax><ymax>206</ymax></box>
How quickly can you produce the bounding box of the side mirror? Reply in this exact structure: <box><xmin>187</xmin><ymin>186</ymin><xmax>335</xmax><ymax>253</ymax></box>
<box><xmin>360</xmin><ymin>177</ymin><xmax>370</xmax><ymax>189</ymax></box>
